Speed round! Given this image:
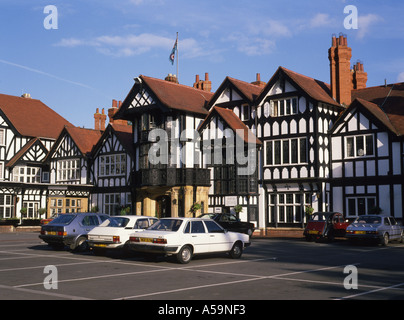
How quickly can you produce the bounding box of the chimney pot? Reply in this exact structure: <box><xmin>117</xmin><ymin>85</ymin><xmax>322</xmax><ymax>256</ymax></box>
<box><xmin>205</xmin><ymin>72</ymin><xmax>209</xmax><ymax>81</ymax></box>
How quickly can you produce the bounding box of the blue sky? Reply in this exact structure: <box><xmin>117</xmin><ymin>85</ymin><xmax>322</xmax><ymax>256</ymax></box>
<box><xmin>1</xmin><ymin>0</ymin><xmax>404</xmax><ymax>129</ymax></box>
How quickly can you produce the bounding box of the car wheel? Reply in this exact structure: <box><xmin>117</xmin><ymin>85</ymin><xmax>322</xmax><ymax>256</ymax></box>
<box><xmin>73</xmin><ymin>236</ymin><xmax>89</xmax><ymax>252</ymax></box>
<box><xmin>177</xmin><ymin>245</ymin><xmax>193</xmax><ymax>264</ymax></box>
<box><xmin>229</xmin><ymin>242</ymin><xmax>243</xmax><ymax>259</ymax></box>
<box><xmin>381</xmin><ymin>233</ymin><xmax>389</xmax><ymax>246</ymax></box>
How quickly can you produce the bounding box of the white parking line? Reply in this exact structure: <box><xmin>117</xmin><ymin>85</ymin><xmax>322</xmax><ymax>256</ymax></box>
<box><xmin>336</xmin><ymin>282</ymin><xmax>404</xmax><ymax>300</ymax></box>
<box><xmin>115</xmin><ymin>263</ymin><xmax>357</xmax><ymax>300</ymax></box>
<box><xmin>0</xmin><ymin>284</ymin><xmax>91</xmax><ymax>300</ymax></box>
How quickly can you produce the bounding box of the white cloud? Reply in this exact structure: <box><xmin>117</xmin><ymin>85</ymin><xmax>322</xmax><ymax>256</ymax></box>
<box><xmin>54</xmin><ymin>33</ymin><xmax>207</xmax><ymax>59</ymax></box>
<box><xmin>309</xmin><ymin>13</ymin><xmax>333</xmax><ymax>28</ymax></box>
<box><xmin>357</xmin><ymin>14</ymin><xmax>383</xmax><ymax>39</ymax></box>
<box><xmin>398</xmin><ymin>72</ymin><xmax>404</xmax><ymax>83</ymax></box>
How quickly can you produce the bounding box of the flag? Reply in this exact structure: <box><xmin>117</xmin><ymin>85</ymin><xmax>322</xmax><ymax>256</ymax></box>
<box><xmin>169</xmin><ymin>38</ymin><xmax>177</xmax><ymax>65</ymax></box>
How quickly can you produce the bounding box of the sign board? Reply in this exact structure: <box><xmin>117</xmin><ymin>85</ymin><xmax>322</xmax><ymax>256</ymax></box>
<box><xmin>225</xmin><ymin>196</ymin><xmax>237</xmax><ymax>207</ymax></box>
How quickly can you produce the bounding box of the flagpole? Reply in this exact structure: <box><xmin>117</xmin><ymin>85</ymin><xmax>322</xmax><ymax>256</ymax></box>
<box><xmin>176</xmin><ymin>32</ymin><xmax>179</xmax><ymax>82</ymax></box>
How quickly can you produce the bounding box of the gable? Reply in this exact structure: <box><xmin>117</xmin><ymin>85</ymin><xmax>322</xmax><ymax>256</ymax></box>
<box><xmin>6</xmin><ymin>138</ymin><xmax>48</xmax><ymax>168</ymax></box>
<box><xmin>128</xmin><ymin>87</ymin><xmax>156</xmax><ymax>109</ymax></box>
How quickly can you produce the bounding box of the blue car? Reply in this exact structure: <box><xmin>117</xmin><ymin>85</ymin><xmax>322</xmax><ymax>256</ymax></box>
<box><xmin>346</xmin><ymin>215</ymin><xmax>404</xmax><ymax>246</ymax></box>
<box><xmin>39</xmin><ymin>212</ymin><xmax>109</xmax><ymax>251</ymax></box>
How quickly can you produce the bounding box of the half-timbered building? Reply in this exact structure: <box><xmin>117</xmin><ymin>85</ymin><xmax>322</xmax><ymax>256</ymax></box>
<box><xmin>198</xmin><ymin>76</ymin><xmax>264</xmax><ymax>227</ymax></box>
<box><xmin>330</xmin><ymin>84</ymin><xmax>404</xmax><ymax>220</ymax></box>
<box><xmin>90</xmin><ymin>123</ymin><xmax>134</xmax><ymax>215</ymax></box>
<box><xmin>255</xmin><ymin>66</ymin><xmax>344</xmax><ymax>228</ymax></box>
<box><xmin>113</xmin><ymin>74</ymin><xmax>213</xmax><ymax>218</ymax></box>
<box><xmin>0</xmin><ymin>93</ymin><xmax>72</xmax><ymax>220</ymax></box>
<box><xmin>45</xmin><ymin>126</ymin><xmax>102</xmax><ymax>216</ymax></box>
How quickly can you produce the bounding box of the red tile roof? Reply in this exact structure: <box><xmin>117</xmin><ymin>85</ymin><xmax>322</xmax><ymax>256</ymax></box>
<box><xmin>0</xmin><ymin>93</ymin><xmax>73</xmax><ymax>139</ymax></box>
<box><xmin>199</xmin><ymin>106</ymin><xmax>261</xmax><ymax>145</ymax></box>
<box><xmin>279</xmin><ymin>67</ymin><xmax>340</xmax><ymax>107</ymax></box>
<box><xmin>140</xmin><ymin>75</ymin><xmax>214</xmax><ymax>115</ymax></box>
<box><xmin>226</xmin><ymin>77</ymin><xmax>263</xmax><ymax>102</ymax></box>
<box><xmin>352</xmin><ymin>83</ymin><xmax>404</xmax><ymax>136</ymax></box>
<box><xmin>64</xmin><ymin>126</ymin><xmax>103</xmax><ymax>156</ymax></box>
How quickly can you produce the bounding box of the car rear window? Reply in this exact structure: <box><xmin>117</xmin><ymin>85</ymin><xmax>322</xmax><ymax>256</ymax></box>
<box><xmin>149</xmin><ymin>219</ymin><xmax>183</xmax><ymax>231</ymax></box>
<box><xmin>49</xmin><ymin>214</ymin><xmax>75</xmax><ymax>225</ymax></box>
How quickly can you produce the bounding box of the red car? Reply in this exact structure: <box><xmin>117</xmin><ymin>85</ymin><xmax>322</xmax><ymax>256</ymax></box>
<box><xmin>304</xmin><ymin>212</ymin><xmax>350</xmax><ymax>242</ymax></box>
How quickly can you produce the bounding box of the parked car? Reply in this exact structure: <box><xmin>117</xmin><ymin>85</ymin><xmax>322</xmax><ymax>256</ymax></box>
<box><xmin>87</xmin><ymin>215</ymin><xmax>158</xmax><ymax>255</ymax></box>
<box><xmin>346</xmin><ymin>215</ymin><xmax>404</xmax><ymax>245</ymax></box>
<box><xmin>304</xmin><ymin>212</ymin><xmax>350</xmax><ymax>242</ymax></box>
<box><xmin>39</xmin><ymin>212</ymin><xmax>109</xmax><ymax>251</ymax></box>
<box><xmin>40</xmin><ymin>213</ymin><xmax>60</xmax><ymax>225</ymax></box>
<box><xmin>199</xmin><ymin>213</ymin><xmax>255</xmax><ymax>237</ymax></box>
<box><xmin>129</xmin><ymin>217</ymin><xmax>251</xmax><ymax>264</ymax></box>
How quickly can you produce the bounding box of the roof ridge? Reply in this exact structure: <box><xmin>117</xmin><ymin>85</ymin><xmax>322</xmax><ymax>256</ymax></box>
<box><xmin>141</xmin><ymin>75</ymin><xmax>214</xmax><ymax>96</ymax></box>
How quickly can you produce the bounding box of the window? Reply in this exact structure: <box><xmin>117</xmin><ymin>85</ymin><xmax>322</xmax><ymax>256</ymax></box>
<box><xmin>241</xmin><ymin>105</ymin><xmax>250</xmax><ymax>121</ymax></box>
<box><xmin>81</xmin><ymin>215</ymin><xmax>99</xmax><ymax>226</ymax></box>
<box><xmin>269</xmin><ymin>193</ymin><xmax>309</xmax><ymax>223</ymax></box>
<box><xmin>104</xmin><ymin>193</ymin><xmax>120</xmax><ymax>215</ymax></box>
<box><xmin>99</xmin><ymin>154</ymin><xmax>126</xmax><ymax>176</ymax></box>
<box><xmin>191</xmin><ymin>221</ymin><xmax>206</xmax><ymax>233</ymax></box>
<box><xmin>345</xmin><ymin>135</ymin><xmax>374</xmax><ymax>158</ymax></box>
<box><xmin>265</xmin><ymin>138</ymin><xmax>308</xmax><ymax>166</ymax></box>
<box><xmin>12</xmin><ymin>166</ymin><xmax>41</xmax><ymax>183</ymax></box>
<box><xmin>204</xmin><ymin>220</ymin><xmax>224</xmax><ymax>233</ymax></box>
<box><xmin>0</xmin><ymin>129</ymin><xmax>5</xmax><ymax>145</ymax></box>
<box><xmin>57</xmin><ymin>159</ymin><xmax>80</xmax><ymax>182</ymax></box>
<box><xmin>347</xmin><ymin>197</ymin><xmax>376</xmax><ymax>217</ymax></box>
<box><xmin>0</xmin><ymin>194</ymin><xmax>13</xmax><ymax>218</ymax></box>
<box><xmin>271</xmin><ymin>98</ymin><xmax>298</xmax><ymax>117</ymax></box>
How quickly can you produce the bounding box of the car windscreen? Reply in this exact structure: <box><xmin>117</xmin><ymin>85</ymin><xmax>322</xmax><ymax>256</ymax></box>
<box><xmin>49</xmin><ymin>214</ymin><xmax>75</xmax><ymax>225</ymax></box>
<box><xmin>101</xmin><ymin>217</ymin><xmax>130</xmax><ymax>228</ymax></box>
<box><xmin>310</xmin><ymin>214</ymin><xmax>326</xmax><ymax>221</ymax></box>
<box><xmin>148</xmin><ymin>219</ymin><xmax>183</xmax><ymax>231</ymax></box>
<box><xmin>353</xmin><ymin>216</ymin><xmax>381</xmax><ymax>224</ymax></box>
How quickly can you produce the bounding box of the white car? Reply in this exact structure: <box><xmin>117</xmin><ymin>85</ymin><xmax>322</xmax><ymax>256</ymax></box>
<box><xmin>87</xmin><ymin>215</ymin><xmax>158</xmax><ymax>255</ymax></box>
<box><xmin>128</xmin><ymin>217</ymin><xmax>251</xmax><ymax>264</ymax></box>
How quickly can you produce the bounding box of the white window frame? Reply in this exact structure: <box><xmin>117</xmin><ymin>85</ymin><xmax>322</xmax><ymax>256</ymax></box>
<box><xmin>264</xmin><ymin>138</ymin><xmax>308</xmax><ymax>166</ymax></box>
<box><xmin>57</xmin><ymin>159</ymin><xmax>80</xmax><ymax>182</ymax></box>
<box><xmin>271</xmin><ymin>97</ymin><xmax>298</xmax><ymax>117</ymax></box>
<box><xmin>345</xmin><ymin>134</ymin><xmax>374</xmax><ymax>158</ymax></box>
<box><xmin>99</xmin><ymin>154</ymin><xmax>126</xmax><ymax>177</ymax></box>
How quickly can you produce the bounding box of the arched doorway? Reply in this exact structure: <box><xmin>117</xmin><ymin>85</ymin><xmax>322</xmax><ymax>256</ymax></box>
<box><xmin>156</xmin><ymin>195</ymin><xmax>171</xmax><ymax>218</ymax></box>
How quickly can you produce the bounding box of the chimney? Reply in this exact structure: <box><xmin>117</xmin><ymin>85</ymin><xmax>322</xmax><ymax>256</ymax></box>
<box><xmin>328</xmin><ymin>33</ymin><xmax>352</xmax><ymax>105</ymax></box>
<box><xmin>164</xmin><ymin>74</ymin><xmax>179</xmax><ymax>84</ymax></box>
<box><xmin>251</xmin><ymin>73</ymin><xmax>266</xmax><ymax>87</ymax></box>
<box><xmin>352</xmin><ymin>61</ymin><xmax>367</xmax><ymax>90</ymax></box>
<box><xmin>94</xmin><ymin>108</ymin><xmax>101</xmax><ymax>130</ymax></box>
<box><xmin>100</xmin><ymin>108</ymin><xmax>106</xmax><ymax>130</ymax></box>
<box><xmin>94</xmin><ymin>108</ymin><xmax>107</xmax><ymax>130</ymax></box>
<box><xmin>193</xmin><ymin>73</ymin><xmax>212</xmax><ymax>92</ymax></box>
<box><xmin>108</xmin><ymin>99</ymin><xmax>128</xmax><ymax>126</ymax></box>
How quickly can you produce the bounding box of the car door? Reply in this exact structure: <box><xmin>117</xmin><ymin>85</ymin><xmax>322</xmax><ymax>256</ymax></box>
<box><xmin>184</xmin><ymin>220</ymin><xmax>210</xmax><ymax>254</ymax></box>
<box><xmin>388</xmin><ymin>217</ymin><xmax>401</xmax><ymax>239</ymax></box>
<box><xmin>81</xmin><ymin>215</ymin><xmax>100</xmax><ymax>233</ymax></box>
<box><xmin>204</xmin><ymin>220</ymin><xmax>232</xmax><ymax>252</ymax></box>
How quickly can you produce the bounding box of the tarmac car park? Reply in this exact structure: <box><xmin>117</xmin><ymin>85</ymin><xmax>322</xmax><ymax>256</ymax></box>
<box><xmin>2</xmin><ymin>231</ymin><xmax>404</xmax><ymax>301</ymax></box>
